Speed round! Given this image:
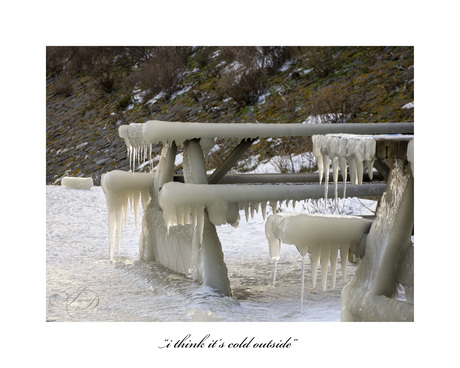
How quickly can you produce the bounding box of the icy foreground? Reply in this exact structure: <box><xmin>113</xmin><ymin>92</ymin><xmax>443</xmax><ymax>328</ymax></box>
<box><xmin>47</xmin><ymin>185</ymin><xmax>358</xmax><ymax>321</ymax></box>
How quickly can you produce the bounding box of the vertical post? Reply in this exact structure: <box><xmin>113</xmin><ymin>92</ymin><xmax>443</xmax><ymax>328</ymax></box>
<box><xmin>183</xmin><ymin>139</ymin><xmax>232</xmax><ymax>296</ymax></box>
<box><xmin>158</xmin><ymin>141</ymin><xmax>177</xmax><ymax>188</ymax></box>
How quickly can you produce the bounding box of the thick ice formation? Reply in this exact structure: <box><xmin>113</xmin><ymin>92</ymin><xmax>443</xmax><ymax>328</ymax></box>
<box><xmin>61</xmin><ymin>176</ymin><xmax>93</xmax><ymax>190</ymax></box>
<box><xmin>341</xmin><ymin>161</ymin><xmax>414</xmax><ymax>321</ymax></box>
<box><xmin>265</xmin><ymin>213</ymin><xmax>372</xmax><ymax>291</ymax></box>
<box><xmin>407</xmin><ymin>139</ymin><xmax>414</xmax><ymax>176</ymax></box>
<box><xmin>101</xmin><ymin>170</ymin><xmax>154</xmax><ymax>262</ymax></box>
<box><xmin>157</xmin><ymin>181</ymin><xmax>381</xmax><ymax>245</ymax></box>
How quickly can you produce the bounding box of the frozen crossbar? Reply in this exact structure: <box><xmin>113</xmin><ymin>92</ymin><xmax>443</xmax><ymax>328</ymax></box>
<box><xmin>120</xmin><ymin>120</ymin><xmax>413</xmax><ymax>146</ymax></box>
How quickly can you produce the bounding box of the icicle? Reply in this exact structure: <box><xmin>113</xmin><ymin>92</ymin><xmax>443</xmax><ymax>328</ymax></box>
<box><xmin>355</xmin><ymin>151</ymin><xmax>364</xmax><ymax>185</ymax></box>
<box><xmin>261</xmin><ymin>201</ymin><xmax>267</xmax><ymax>220</ymax></box>
<box><xmin>197</xmin><ymin>207</ymin><xmax>204</xmax><ymax>245</ymax></box>
<box><xmin>366</xmin><ymin>160</ymin><xmax>375</xmax><ymax>180</ymax></box>
<box><xmin>323</xmin><ymin>153</ymin><xmax>330</xmax><ymax>201</ymax></box>
<box><xmin>133</xmin><ymin>192</ymin><xmax>141</xmax><ymax>228</ymax></box>
<box><xmin>320</xmin><ymin>245</ymin><xmax>330</xmax><ymax>291</ymax></box>
<box><xmin>244</xmin><ymin>202</ymin><xmax>250</xmax><ymax>222</ymax></box>
<box><xmin>340</xmin><ymin>244</ymin><xmax>349</xmax><ymax>283</ymax></box>
<box><xmin>301</xmin><ymin>255</ymin><xmax>306</xmax><ymax>313</ymax></box>
<box><xmin>312</xmin><ymin>135</ymin><xmax>324</xmax><ymax>184</ymax></box>
<box><xmin>364</xmin><ymin>138</ymin><xmax>376</xmax><ymax>180</ymax></box>
<box><xmin>339</xmin><ymin>156</ymin><xmax>348</xmax><ymax>198</ymax></box>
<box><xmin>317</xmin><ymin>155</ymin><xmax>324</xmax><ymax>185</ymax></box>
<box><xmin>270</xmin><ymin>200</ymin><xmax>277</xmax><ymax>214</ymax></box>
<box><xmin>191</xmin><ymin>206</ymin><xmax>199</xmax><ymax>228</ymax></box>
<box><xmin>109</xmin><ymin>213</ymin><xmax>116</xmax><ymax>262</ymax></box>
<box><xmin>116</xmin><ymin>208</ymin><xmax>123</xmax><ymax>259</ymax></box>
<box><xmin>250</xmin><ymin>202</ymin><xmax>257</xmax><ymax>219</ymax></box>
<box><xmin>310</xmin><ymin>246</ymin><xmax>320</xmax><ymax>291</ymax></box>
<box><xmin>349</xmin><ymin>159</ymin><xmax>357</xmax><ymax>185</ymax></box>
<box><xmin>272</xmin><ymin>259</ymin><xmax>278</xmax><ymax>287</ymax></box>
<box><xmin>329</xmin><ymin>244</ymin><xmax>340</xmax><ymax>289</ymax></box>
<box><xmin>332</xmin><ymin>157</ymin><xmax>339</xmax><ymax>202</ymax></box>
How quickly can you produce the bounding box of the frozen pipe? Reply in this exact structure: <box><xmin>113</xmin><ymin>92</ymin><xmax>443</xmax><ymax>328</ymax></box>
<box><xmin>139</xmin><ymin>120</ymin><xmax>413</xmax><ymax>145</ymax></box>
<box><xmin>160</xmin><ymin>182</ymin><xmax>386</xmax><ymax>212</ymax></box>
<box><xmin>174</xmin><ymin>172</ymin><xmax>384</xmax><ymax>184</ymax></box>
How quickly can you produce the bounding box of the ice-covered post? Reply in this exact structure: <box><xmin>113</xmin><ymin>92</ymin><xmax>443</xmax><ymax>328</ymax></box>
<box><xmin>183</xmin><ymin>139</ymin><xmax>232</xmax><ymax>296</ymax></box>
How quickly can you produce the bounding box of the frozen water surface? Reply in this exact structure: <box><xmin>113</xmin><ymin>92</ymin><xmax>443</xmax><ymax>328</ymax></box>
<box><xmin>46</xmin><ymin>185</ymin><xmax>365</xmax><ymax>322</ymax></box>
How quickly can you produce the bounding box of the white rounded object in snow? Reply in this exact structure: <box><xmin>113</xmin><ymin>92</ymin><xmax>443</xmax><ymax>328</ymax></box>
<box><xmin>61</xmin><ymin>176</ymin><xmax>94</xmax><ymax>190</ymax></box>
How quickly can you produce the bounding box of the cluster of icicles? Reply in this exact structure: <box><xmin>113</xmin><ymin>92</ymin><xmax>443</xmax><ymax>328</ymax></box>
<box><xmin>118</xmin><ymin>124</ymin><xmax>154</xmax><ymax>172</ymax></box>
<box><xmin>312</xmin><ymin>134</ymin><xmax>377</xmax><ymax>201</ymax></box>
<box><xmin>265</xmin><ymin>212</ymin><xmax>372</xmax><ymax>310</ymax></box>
<box><xmin>101</xmin><ymin>170</ymin><xmax>153</xmax><ymax>262</ymax></box>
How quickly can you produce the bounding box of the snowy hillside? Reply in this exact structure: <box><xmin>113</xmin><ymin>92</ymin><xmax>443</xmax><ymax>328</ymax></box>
<box><xmin>46</xmin><ymin>46</ymin><xmax>414</xmax><ymax>185</ymax></box>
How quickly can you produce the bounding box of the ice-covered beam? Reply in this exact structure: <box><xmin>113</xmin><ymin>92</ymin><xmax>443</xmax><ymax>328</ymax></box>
<box><xmin>118</xmin><ymin>121</ymin><xmax>413</xmax><ymax>164</ymax></box>
<box><xmin>101</xmin><ymin>170</ymin><xmax>154</xmax><ymax>262</ymax></box>
<box><xmin>265</xmin><ymin>213</ymin><xmax>372</xmax><ymax>291</ymax></box>
<box><xmin>179</xmin><ymin>172</ymin><xmax>384</xmax><ymax>184</ymax></box>
<box><xmin>158</xmin><ymin>181</ymin><xmax>385</xmax><ymax>238</ymax></box>
<box><xmin>140</xmin><ymin>120</ymin><xmax>413</xmax><ymax>144</ymax></box>
<box><xmin>207</xmin><ymin>138</ymin><xmax>256</xmax><ymax>184</ymax></box>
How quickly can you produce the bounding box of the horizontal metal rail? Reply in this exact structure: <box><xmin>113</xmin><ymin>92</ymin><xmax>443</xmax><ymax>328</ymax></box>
<box><xmin>174</xmin><ymin>172</ymin><xmax>383</xmax><ymax>184</ymax></box>
<box><xmin>161</xmin><ymin>182</ymin><xmax>386</xmax><ymax>205</ymax></box>
<box><xmin>140</xmin><ymin>121</ymin><xmax>414</xmax><ymax>143</ymax></box>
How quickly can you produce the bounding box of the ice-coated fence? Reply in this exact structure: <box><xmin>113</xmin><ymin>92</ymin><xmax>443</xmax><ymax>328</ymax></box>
<box><xmin>102</xmin><ymin>119</ymin><xmax>414</xmax><ymax>320</ymax></box>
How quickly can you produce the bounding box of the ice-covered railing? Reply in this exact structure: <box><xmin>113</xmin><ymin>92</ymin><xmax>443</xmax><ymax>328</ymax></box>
<box><xmin>108</xmin><ymin>120</ymin><xmax>413</xmax><ymax>300</ymax></box>
<box><xmin>101</xmin><ymin>170</ymin><xmax>154</xmax><ymax>262</ymax></box>
<box><xmin>159</xmin><ymin>181</ymin><xmax>384</xmax><ymax>245</ymax></box>
<box><xmin>119</xmin><ymin>120</ymin><xmax>414</xmax><ymax>171</ymax></box>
